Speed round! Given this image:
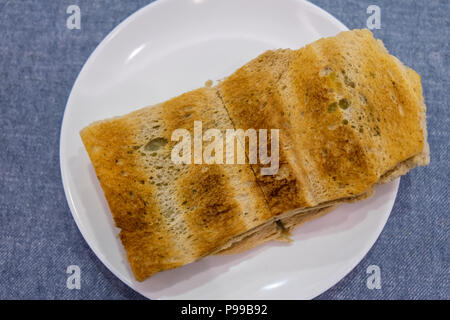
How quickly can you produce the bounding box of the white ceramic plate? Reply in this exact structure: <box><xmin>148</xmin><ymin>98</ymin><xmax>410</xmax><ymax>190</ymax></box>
<box><xmin>60</xmin><ymin>0</ymin><xmax>399</xmax><ymax>299</ymax></box>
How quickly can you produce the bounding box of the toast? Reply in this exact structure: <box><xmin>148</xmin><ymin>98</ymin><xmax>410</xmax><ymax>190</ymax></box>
<box><xmin>219</xmin><ymin>29</ymin><xmax>429</xmax><ymax>215</ymax></box>
<box><xmin>215</xmin><ymin>29</ymin><xmax>429</xmax><ymax>255</ymax></box>
<box><xmin>80</xmin><ymin>29</ymin><xmax>429</xmax><ymax>281</ymax></box>
<box><xmin>81</xmin><ymin>88</ymin><xmax>274</xmax><ymax>281</ymax></box>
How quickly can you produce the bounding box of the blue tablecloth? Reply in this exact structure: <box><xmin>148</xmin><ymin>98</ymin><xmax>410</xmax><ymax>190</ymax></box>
<box><xmin>0</xmin><ymin>0</ymin><xmax>448</xmax><ymax>299</ymax></box>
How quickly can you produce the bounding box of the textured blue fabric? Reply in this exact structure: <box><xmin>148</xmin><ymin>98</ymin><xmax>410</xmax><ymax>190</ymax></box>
<box><xmin>0</xmin><ymin>0</ymin><xmax>448</xmax><ymax>300</ymax></box>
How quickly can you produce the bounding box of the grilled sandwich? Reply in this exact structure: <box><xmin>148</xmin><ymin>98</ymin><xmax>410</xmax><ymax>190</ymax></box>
<box><xmin>80</xmin><ymin>29</ymin><xmax>429</xmax><ymax>281</ymax></box>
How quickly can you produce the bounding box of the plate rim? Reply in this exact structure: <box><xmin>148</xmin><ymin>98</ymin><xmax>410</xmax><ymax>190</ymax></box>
<box><xmin>59</xmin><ymin>0</ymin><xmax>399</xmax><ymax>300</ymax></box>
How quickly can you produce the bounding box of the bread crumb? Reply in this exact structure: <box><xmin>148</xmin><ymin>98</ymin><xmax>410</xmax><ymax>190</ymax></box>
<box><xmin>204</xmin><ymin>79</ymin><xmax>213</xmax><ymax>87</ymax></box>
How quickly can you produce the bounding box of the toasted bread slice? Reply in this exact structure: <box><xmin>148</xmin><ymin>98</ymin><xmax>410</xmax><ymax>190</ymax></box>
<box><xmin>81</xmin><ymin>29</ymin><xmax>429</xmax><ymax>281</ymax></box>
<box><xmin>81</xmin><ymin>87</ymin><xmax>274</xmax><ymax>281</ymax></box>
<box><xmin>219</xmin><ymin>29</ymin><xmax>429</xmax><ymax>216</ymax></box>
<box><xmin>215</xmin><ymin>29</ymin><xmax>429</xmax><ymax>255</ymax></box>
